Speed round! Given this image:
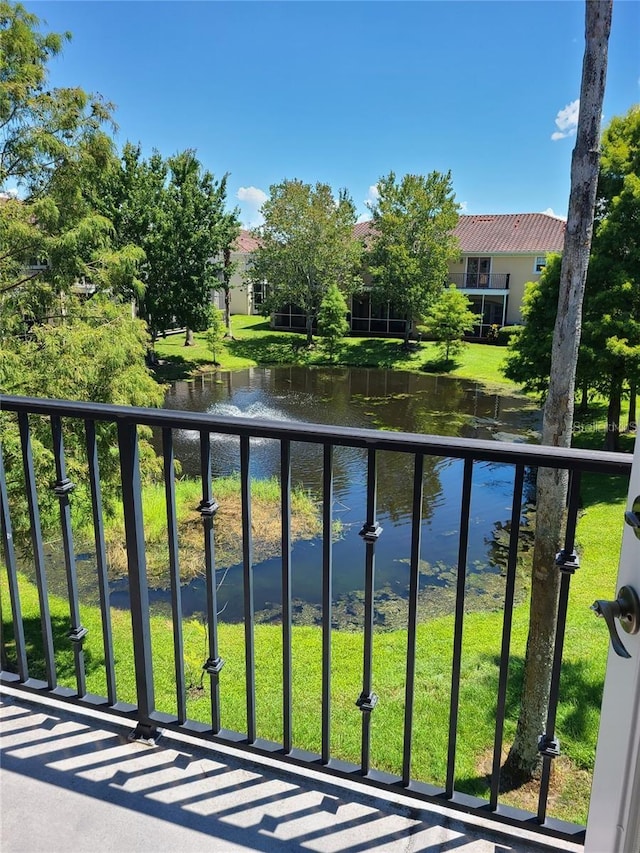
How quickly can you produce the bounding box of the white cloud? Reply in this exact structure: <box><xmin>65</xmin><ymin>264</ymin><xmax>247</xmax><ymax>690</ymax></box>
<box><xmin>237</xmin><ymin>186</ymin><xmax>268</xmax><ymax>227</ymax></box>
<box><xmin>541</xmin><ymin>207</ymin><xmax>566</xmax><ymax>220</ymax></box>
<box><xmin>551</xmin><ymin>99</ymin><xmax>579</xmax><ymax>141</ymax></box>
<box><xmin>237</xmin><ymin>186</ymin><xmax>268</xmax><ymax>206</ymax></box>
<box><xmin>364</xmin><ymin>184</ymin><xmax>380</xmax><ymax>209</ymax></box>
<box><xmin>459</xmin><ymin>201</ymin><xmax>468</xmax><ymax>213</ymax></box>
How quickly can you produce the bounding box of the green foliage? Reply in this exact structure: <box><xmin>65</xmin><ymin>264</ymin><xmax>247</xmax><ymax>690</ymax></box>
<box><xmin>495</xmin><ymin>325</ymin><xmax>523</xmax><ymax>346</ymax></box>
<box><xmin>503</xmin><ymin>107</ymin><xmax>640</xmax><ymax>447</ymax></box>
<box><xmin>0</xmin><ymin>298</ymin><xmax>164</xmax><ymax>546</ymax></box>
<box><xmin>317</xmin><ymin>282</ymin><xmax>349</xmax><ymax>361</ymax></box>
<box><xmin>420</xmin><ymin>284</ymin><xmax>475</xmax><ymax>362</ymax></box>
<box><xmin>0</xmin><ymin>1</ymin><xmax>113</xmax><ymax>196</ymax></box>
<box><xmin>206</xmin><ymin>307</ymin><xmax>226</xmax><ymax>364</ymax></box>
<box><xmin>101</xmin><ymin>144</ymin><xmax>240</xmax><ymax>341</ymax></box>
<box><xmin>582</xmin><ymin>106</ymin><xmax>640</xmax><ymax>447</ymax></box>
<box><xmin>0</xmin><ymin>4</ymin><xmax>144</xmax><ymax>330</ymax></box>
<box><xmin>502</xmin><ymin>255</ymin><xmax>561</xmax><ymax>393</ymax></box>
<box><xmin>248</xmin><ymin>180</ymin><xmax>362</xmax><ymax>342</ymax></box>
<box><xmin>368</xmin><ymin>171</ymin><xmax>460</xmax><ymax>343</ymax></box>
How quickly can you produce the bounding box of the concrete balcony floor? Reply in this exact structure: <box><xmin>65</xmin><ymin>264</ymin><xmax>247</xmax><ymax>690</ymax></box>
<box><xmin>1</xmin><ymin>687</ymin><xmax>582</xmax><ymax>853</ymax></box>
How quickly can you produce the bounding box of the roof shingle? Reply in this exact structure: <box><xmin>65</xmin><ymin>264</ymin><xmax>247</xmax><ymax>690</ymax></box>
<box><xmin>234</xmin><ymin>230</ymin><xmax>262</xmax><ymax>253</ymax></box>
<box><xmin>234</xmin><ymin>214</ymin><xmax>566</xmax><ymax>255</ymax></box>
<box><xmin>453</xmin><ymin>213</ymin><xmax>565</xmax><ymax>254</ymax></box>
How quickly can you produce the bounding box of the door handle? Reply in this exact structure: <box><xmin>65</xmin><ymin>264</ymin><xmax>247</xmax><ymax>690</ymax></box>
<box><xmin>591</xmin><ymin>585</ymin><xmax>640</xmax><ymax>659</ymax></box>
<box><xmin>624</xmin><ymin>494</ymin><xmax>640</xmax><ymax>540</ymax></box>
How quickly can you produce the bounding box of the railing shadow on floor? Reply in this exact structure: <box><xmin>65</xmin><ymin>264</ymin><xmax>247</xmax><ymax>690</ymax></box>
<box><xmin>0</xmin><ymin>693</ymin><xmax>574</xmax><ymax>853</ymax></box>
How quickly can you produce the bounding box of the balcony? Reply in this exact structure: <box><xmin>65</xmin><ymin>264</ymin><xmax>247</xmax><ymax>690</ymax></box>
<box><xmin>0</xmin><ymin>395</ymin><xmax>632</xmax><ymax>850</ymax></box>
<box><xmin>449</xmin><ymin>273</ymin><xmax>510</xmax><ymax>290</ymax></box>
<box><xmin>0</xmin><ymin>688</ymin><xmax>581</xmax><ymax>852</ymax></box>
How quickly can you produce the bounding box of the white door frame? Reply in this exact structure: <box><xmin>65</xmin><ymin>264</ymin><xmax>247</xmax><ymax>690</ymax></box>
<box><xmin>585</xmin><ymin>434</ymin><xmax>640</xmax><ymax>853</ymax></box>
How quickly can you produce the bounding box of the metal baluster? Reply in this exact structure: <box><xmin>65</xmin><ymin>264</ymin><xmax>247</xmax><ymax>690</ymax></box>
<box><xmin>281</xmin><ymin>439</ymin><xmax>292</xmax><ymax>753</ymax></box>
<box><xmin>51</xmin><ymin>416</ymin><xmax>87</xmax><ymax>697</ymax></box>
<box><xmin>85</xmin><ymin>419</ymin><xmax>116</xmax><ymax>705</ymax></box>
<box><xmin>163</xmin><ymin>428</ymin><xmax>186</xmax><ymax>724</ymax></box>
<box><xmin>490</xmin><ymin>463</ymin><xmax>525</xmax><ymax>809</ymax></box>
<box><xmin>321</xmin><ymin>444</ymin><xmax>333</xmax><ymax>765</ymax></box>
<box><xmin>357</xmin><ymin>448</ymin><xmax>381</xmax><ymax>775</ymax></box>
<box><xmin>537</xmin><ymin>470</ymin><xmax>582</xmax><ymax>824</ymax></box>
<box><xmin>18</xmin><ymin>412</ymin><xmax>56</xmax><ymax>688</ymax></box>
<box><xmin>117</xmin><ymin>419</ymin><xmax>157</xmax><ymax>739</ymax></box>
<box><xmin>198</xmin><ymin>431</ymin><xmax>223</xmax><ymax>733</ymax></box>
<box><xmin>240</xmin><ymin>435</ymin><xmax>256</xmax><ymax>742</ymax></box>
<box><xmin>446</xmin><ymin>458</ymin><xmax>474</xmax><ymax>797</ymax></box>
<box><xmin>402</xmin><ymin>453</ymin><xmax>424</xmax><ymax>785</ymax></box>
<box><xmin>0</xmin><ymin>441</ymin><xmax>28</xmax><ymax>681</ymax></box>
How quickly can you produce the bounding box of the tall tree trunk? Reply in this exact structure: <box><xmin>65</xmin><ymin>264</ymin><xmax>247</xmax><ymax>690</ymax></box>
<box><xmin>223</xmin><ymin>246</ymin><xmax>232</xmax><ymax>336</ymax></box>
<box><xmin>604</xmin><ymin>373</ymin><xmax>622</xmax><ymax>451</ymax></box>
<box><xmin>184</xmin><ymin>327</ymin><xmax>194</xmax><ymax>346</ymax></box>
<box><xmin>627</xmin><ymin>380</ymin><xmax>636</xmax><ymax>432</ymax></box>
<box><xmin>503</xmin><ymin>0</ymin><xmax>611</xmax><ymax>786</ymax></box>
<box><xmin>578</xmin><ymin>377</ymin><xmax>589</xmax><ymax>413</ymax></box>
<box><xmin>224</xmin><ymin>288</ymin><xmax>232</xmax><ymax>337</ymax></box>
<box><xmin>306</xmin><ymin>313</ymin><xmax>313</xmax><ymax>346</ymax></box>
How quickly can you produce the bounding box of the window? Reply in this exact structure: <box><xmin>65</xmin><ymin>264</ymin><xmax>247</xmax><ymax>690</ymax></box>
<box><xmin>534</xmin><ymin>255</ymin><xmax>547</xmax><ymax>274</ymax></box>
<box><xmin>466</xmin><ymin>257</ymin><xmax>491</xmax><ymax>287</ymax></box>
<box><xmin>253</xmin><ymin>280</ymin><xmax>266</xmax><ymax>309</ymax></box>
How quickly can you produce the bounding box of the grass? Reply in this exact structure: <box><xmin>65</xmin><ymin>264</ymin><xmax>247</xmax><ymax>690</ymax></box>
<box><xmin>1</xmin><ymin>455</ymin><xmax>628</xmax><ymax>826</ymax></box>
<box><xmin>153</xmin><ymin>315</ymin><xmax>515</xmax><ymax>388</ymax></box>
<box><xmin>100</xmin><ymin>476</ymin><xmax>322</xmax><ymax>586</ymax></box>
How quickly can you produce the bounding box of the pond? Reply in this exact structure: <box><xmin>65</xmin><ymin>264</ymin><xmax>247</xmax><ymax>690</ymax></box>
<box><xmin>110</xmin><ymin>366</ymin><xmax>540</xmax><ymax>624</ymax></box>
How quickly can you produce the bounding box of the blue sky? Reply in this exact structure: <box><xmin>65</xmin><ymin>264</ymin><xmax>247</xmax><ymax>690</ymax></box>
<box><xmin>28</xmin><ymin>1</ymin><xmax>640</xmax><ymax>226</ymax></box>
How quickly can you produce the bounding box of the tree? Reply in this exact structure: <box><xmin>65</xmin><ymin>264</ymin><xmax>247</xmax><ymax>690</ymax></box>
<box><xmin>165</xmin><ymin>151</ymin><xmax>238</xmax><ymax>346</ymax></box>
<box><xmin>420</xmin><ymin>284</ymin><xmax>476</xmax><ymax>362</ymax></box>
<box><xmin>503</xmin><ymin>0</ymin><xmax>612</xmax><ymax>785</ymax></box>
<box><xmin>368</xmin><ymin>171</ymin><xmax>460</xmax><ymax>346</ymax></box>
<box><xmin>503</xmin><ymin>255</ymin><xmax>561</xmax><ymax>394</ymax></box>
<box><xmin>0</xmin><ymin>297</ymin><xmax>164</xmax><ymax>545</ymax></box>
<box><xmin>581</xmin><ymin>105</ymin><xmax>640</xmax><ymax>450</ymax></box>
<box><xmin>0</xmin><ymin>1</ymin><xmax>112</xmax><ymax>196</ymax></box>
<box><xmin>103</xmin><ymin>146</ymin><xmax>239</xmax><ymax>346</ymax></box>
<box><xmin>504</xmin><ymin>108</ymin><xmax>640</xmax><ymax>449</ymax></box>
<box><xmin>0</xmin><ymin>3</ymin><xmax>143</xmax><ymax>333</ymax></box>
<box><xmin>206</xmin><ymin>306</ymin><xmax>226</xmax><ymax>365</ymax></box>
<box><xmin>218</xmin><ymin>245</ymin><xmax>236</xmax><ymax>337</ymax></box>
<box><xmin>317</xmin><ymin>282</ymin><xmax>349</xmax><ymax>362</ymax></box>
<box><xmin>249</xmin><ymin>180</ymin><xmax>362</xmax><ymax>345</ymax></box>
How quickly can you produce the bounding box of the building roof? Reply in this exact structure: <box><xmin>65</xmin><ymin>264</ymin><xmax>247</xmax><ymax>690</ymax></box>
<box><xmin>353</xmin><ymin>220</ymin><xmax>374</xmax><ymax>242</ymax></box>
<box><xmin>453</xmin><ymin>213</ymin><xmax>566</xmax><ymax>254</ymax></box>
<box><xmin>234</xmin><ymin>230</ymin><xmax>262</xmax><ymax>253</ymax></box>
<box><xmin>234</xmin><ymin>213</ymin><xmax>566</xmax><ymax>256</ymax></box>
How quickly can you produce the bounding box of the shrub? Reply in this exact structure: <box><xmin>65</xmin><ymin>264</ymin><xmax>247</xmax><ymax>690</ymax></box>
<box><xmin>496</xmin><ymin>324</ymin><xmax>524</xmax><ymax>346</ymax></box>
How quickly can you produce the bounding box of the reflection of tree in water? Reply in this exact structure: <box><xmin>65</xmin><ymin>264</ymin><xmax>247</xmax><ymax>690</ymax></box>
<box><xmin>375</xmin><ymin>450</ymin><xmax>444</xmax><ymax>524</ymax></box>
<box><xmin>486</xmin><ymin>466</ymin><xmax>537</xmax><ymax>572</ymax></box>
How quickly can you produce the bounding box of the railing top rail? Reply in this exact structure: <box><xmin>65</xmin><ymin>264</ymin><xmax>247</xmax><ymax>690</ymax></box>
<box><xmin>0</xmin><ymin>394</ymin><xmax>632</xmax><ymax>475</ymax></box>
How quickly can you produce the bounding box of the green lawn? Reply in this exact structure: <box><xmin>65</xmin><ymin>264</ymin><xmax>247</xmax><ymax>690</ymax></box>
<box><xmin>153</xmin><ymin>315</ymin><xmax>515</xmax><ymax>388</ymax></box>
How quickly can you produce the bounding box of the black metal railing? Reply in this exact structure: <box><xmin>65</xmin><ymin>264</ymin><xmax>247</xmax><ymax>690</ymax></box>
<box><xmin>449</xmin><ymin>273</ymin><xmax>510</xmax><ymax>290</ymax></box>
<box><xmin>0</xmin><ymin>395</ymin><xmax>632</xmax><ymax>844</ymax></box>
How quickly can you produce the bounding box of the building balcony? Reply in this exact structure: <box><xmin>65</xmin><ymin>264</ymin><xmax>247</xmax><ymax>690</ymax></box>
<box><xmin>0</xmin><ymin>688</ymin><xmax>581</xmax><ymax>852</ymax></box>
<box><xmin>0</xmin><ymin>395</ymin><xmax>631</xmax><ymax>851</ymax></box>
<box><xmin>448</xmin><ymin>273</ymin><xmax>510</xmax><ymax>290</ymax></box>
